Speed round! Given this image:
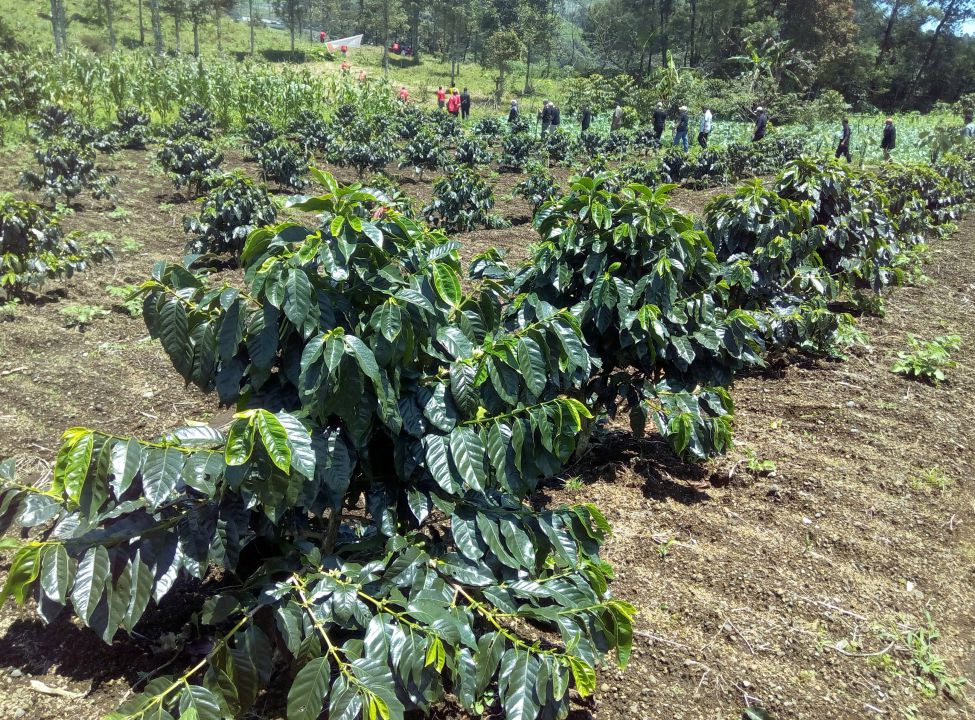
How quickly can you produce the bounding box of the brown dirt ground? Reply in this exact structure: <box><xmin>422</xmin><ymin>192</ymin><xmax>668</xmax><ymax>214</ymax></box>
<box><xmin>1</xmin><ymin>146</ymin><xmax>973</xmax><ymax>720</ymax></box>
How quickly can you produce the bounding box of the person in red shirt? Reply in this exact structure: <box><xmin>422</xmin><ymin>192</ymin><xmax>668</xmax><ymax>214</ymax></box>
<box><xmin>436</xmin><ymin>86</ymin><xmax>446</xmax><ymax>110</ymax></box>
<box><xmin>398</xmin><ymin>86</ymin><xmax>409</xmax><ymax>103</ymax></box>
<box><xmin>341</xmin><ymin>61</ymin><xmax>350</xmax><ymax>73</ymax></box>
<box><xmin>319</xmin><ymin>31</ymin><xmax>326</xmax><ymax>44</ymax></box>
<box><xmin>447</xmin><ymin>90</ymin><xmax>460</xmax><ymax>117</ymax></box>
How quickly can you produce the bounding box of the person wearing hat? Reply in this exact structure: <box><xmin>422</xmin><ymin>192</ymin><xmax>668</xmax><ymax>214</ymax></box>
<box><xmin>698</xmin><ymin>106</ymin><xmax>713</xmax><ymax>148</ymax></box>
<box><xmin>508</xmin><ymin>98</ymin><xmax>520</xmax><ymax>124</ymax></box>
<box><xmin>652</xmin><ymin>102</ymin><xmax>667</xmax><ymax>143</ymax></box>
<box><xmin>881</xmin><ymin>118</ymin><xmax>896</xmax><ymax>162</ymax></box>
<box><xmin>753</xmin><ymin>106</ymin><xmax>768</xmax><ymax>142</ymax></box>
<box><xmin>673</xmin><ymin>105</ymin><xmax>689</xmax><ymax>152</ymax></box>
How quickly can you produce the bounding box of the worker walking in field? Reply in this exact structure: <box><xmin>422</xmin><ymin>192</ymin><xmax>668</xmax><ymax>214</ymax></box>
<box><xmin>508</xmin><ymin>98</ymin><xmax>519</xmax><ymax>124</ymax></box>
<box><xmin>447</xmin><ymin>90</ymin><xmax>461</xmax><ymax>117</ymax></box>
<box><xmin>652</xmin><ymin>102</ymin><xmax>667</xmax><ymax>142</ymax></box>
<box><xmin>551</xmin><ymin>103</ymin><xmax>561</xmax><ymax>131</ymax></box>
<box><xmin>698</xmin><ymin>106</ymin><xmax>712</xmax><ymax>148</ymax></box>
<box><xmin>753</xmin><ymin>106</ymin><xmax>768</xmax><ymax>142</ymax></box>
<box><xmin>673</xmin><ymin>105</ymin><xmax>689</xmax><ymax>152</ymax></box>
<box><xmin>580</xmin><ymin>105</ymin><xmax>592</xmax><ymax>134</ymax></box>
<box><xmin>460</xmin><ymin>88</ymin><xmax>471</xmax><ymax>120</ymax></box>
<box><xmin>963</xmin><ymin>114</ymin><xmax>975</xmax><ymax>138</ymax></box>
<box><xmin>437</xmin><ymin>86</ymin><xmax>446</xmax><ymax>110</ymax></box>
<box><xmin>540</xmin><ymin>100</ymin><xmax>554</xmax><ymax>138</ymax></box>
<box><xmin>881</xmin><ymin>118</ymin><xmax>896</xmax><ymax>162</ymax></box>
<box><xmin>398</xmin><ymin>86</ymin><xmax>409</xmax><ymax>103</ymax></box>
<box><xmin>836</xmin><ymin>118</ymin><xmax>852</xmax><ymax>162</ymax></box>
<box><xmin>611</xmin><ymin>102</ymin><xmax>623</xmax><ymax>133</ymax></box>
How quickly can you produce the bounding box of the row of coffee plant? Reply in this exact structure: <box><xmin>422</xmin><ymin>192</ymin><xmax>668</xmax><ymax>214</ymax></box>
<box><xmin>1</xmin><ymin>151</ymin><xmax>972</xmax><ymax>719</ymax></box>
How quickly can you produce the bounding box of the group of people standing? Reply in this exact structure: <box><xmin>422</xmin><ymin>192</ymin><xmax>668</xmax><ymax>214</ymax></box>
<box><xmin>435</xmin><ymin>86</ymin><xmax>472</xmax><ymax>119</ymax></box>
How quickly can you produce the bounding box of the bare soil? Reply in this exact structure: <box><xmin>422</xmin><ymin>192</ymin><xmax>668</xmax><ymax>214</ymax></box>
<box><xmin>1</xmin><ymin>146</ymin><xmax>973</xmax><ymax>720</ymax></box>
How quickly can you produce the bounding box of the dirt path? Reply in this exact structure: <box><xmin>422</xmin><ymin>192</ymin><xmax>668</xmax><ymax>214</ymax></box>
<box><xmin>0</xmin><ymin>148</ymin><xmax>973</xmax><ymax>719</ymax></box>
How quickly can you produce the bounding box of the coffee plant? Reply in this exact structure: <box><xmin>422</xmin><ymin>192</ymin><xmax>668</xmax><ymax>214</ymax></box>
<box><xmin>256</xmin><ymin>139</ymin><xmax>310</xmax><ymax>191</ymax></box>
<box><xmin>542</xmin><ymin>130</ymin><xmax>573</xmax><ymax>166</ymax></box>
<box><xmin>423</xmin><ymin>168</ymin><xmax>506</xmax><ymax>232</ymax></box>
<box><xmin>471</xmin><ymin>117</ymin><xmax>503</xmax><ymax>143</ymax></box>
<box><xmin>168</xmin><ymin>102</ymin><xmax>217</xmax><ymax>140</ymax></box>
<box><xmin>29</xmin><ymin>103</ymin><xmax>76</xmax><ymax>140</ymax></box>
<box><xmin>183</xmin><ymin>172</ymin><xmax>278</xmax><ymax>259</ymax></box>
<box><xmin>0</xmin><ymin>196</ymin><xmax>112</xmax><ymax>298</ymax></box>
<box><xmin>286</xmin><ymin>110</ymin><xmax>332</xmax><ymax>154</ymax></box>
<box><xmin>512</xmin><ymin>162</ymin><xmax>560</xmax><ymax>213</ymax></box>
<box><xmin>243</xmin><ymin>117</ymin><xmax>280</xmax><ymax>158</ymax></box>
<box><xmin>398</xmin><ymin>130</ymin><xmax>445</xmax><ymax>179</ymax></box>
<box><xmin>333</xmin><ymin>138</ymin><xmax>396</xmax><ymax>178</ymax></box>
<box><xmin>498</xmin><ymin>133</ymin><xmax>539</xmax><ymax>173</ymax></box>
<box><xmin>157</xmin><ymin>139</ymin><xmax>225</xmax><ymax>197</ymax></box>
<box><xmin>454</xmin><ymin>137</ymin><xmax>492</xmax><ymax>168</ymax></box>
<box><xmin>505</xmin><ymin>175</ymin><xmax>765</xmax><ymax>458</ymax></box>
<box><xmin>0</xmin><ymin>169</ymin><xmax>634</xmax><ymax>720</ymax></box>
<box><xmin>113</xmin><ymin>107</ymin><xmax>152</xmax><ymax>150</ymax></box>
<box><xmin>19</xmin><ymin>139</ymin><xmax>119</xmax><ymax>205</ymax></box>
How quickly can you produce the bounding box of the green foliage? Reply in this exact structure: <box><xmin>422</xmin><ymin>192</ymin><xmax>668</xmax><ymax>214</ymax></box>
<box><xmin>19</xmin><ymin>140</ymin><xmax>119</xmax><ymax>205</ymax></box>
<box><xmin>512</xmin><ymin>176</ymin><xmax>762</xmax><ymax>458</ymax></box>
<box><xmin>0</xmin><ymin>196</ymin><xmax>112</xmax><ymax>298</ymax></box>
<box><xmin>398</xmin><ymin>129</ymin><xmax>445</xmax><ymax>179</ymax></box>
<box><xmin>0</xmin><ymin>169</ymin><xmax>633</xmax><ymax>720</ymax></box>
<box><xmin>512</xmin><ymin>162</ymin><xmax>560</xmax><ymax>213</ymax></box>
<box><xmin>113</xmin><ymin>107</ymin><xmax>152</xmax><ymax>149</ymax></box>
<box><xmin>454</xmin><ymin>137</ymin><xmax>492</xmax><ymax>168</ymax></box>
<box><xmin>106</xmin><ymin>284</ymin><xmax>143</xmax><ymax>317</ymax></box>
<box><xmin>168</xmin><ymin>102</ymin><xmax>217</xmax><ymax>140</ymax></box>
<box><xmin>499</xmin><ymin>133</ymin><xmax>539</xmax><ymax>173</ymax></box>
<box><xmin>255</xmin><ymin>138</ymin><xmax>310</xmax><ymax>191</ymax></box>
<box><xmin>423</xmin><ymin>168</ymin><xmax>505</xmax><ymax>233</ymax></box>
<box><xmin>891</xmin><ymin>334</ymin><xmax>962</xmax><ymax>385</ymax></box>
<box><xmin>183</xmin><ymin>172</ymin><xmax>278</xmax><ymax>259</ymax></box>
<box><xmin>157</xmin><ymin>139</ymin><xmax>224</xmax><ymax>197</ymax></box>
<box><xmin>60</xmin><ymin>302</ymin><xmax>109</xmax><ymax>328</ymax></box>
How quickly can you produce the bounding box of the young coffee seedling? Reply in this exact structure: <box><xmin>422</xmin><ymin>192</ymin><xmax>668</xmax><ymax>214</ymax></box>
<box><xmin>891</xmin><ymin>334</ymin><xmax>961</xmax><ymax>384</ymax></box>
<box><xmin>60</xmin><ymin>303</ymin><xmax>108</xmax><ymax>329</ymax></box>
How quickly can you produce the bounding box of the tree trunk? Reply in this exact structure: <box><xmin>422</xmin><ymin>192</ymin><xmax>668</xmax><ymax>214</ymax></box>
<box><xmin>50</xmin><ymin>0</ymin><xmax>63</xmax><ymax>53</ymax></box>
<box><xmin>150</xmin><ymin>0</ymin><xmax>163</xmax><ymax>54</ymax></box>
<box><xmin>289</xmin><ymin>1</ymin><xmax>296</xmax><ymax>55</ymax></box>
<box><xmin>382</xmin><ymin>0</ymin><xmax>390</xmax><ymax>76</ymax></box>
<box><xmin>524</xmin><ymin>46</ymin><xmax>532</xmax><ymax>94</ymax></box>
<box><xmin>192</xmin><ymin>16</ymin><xmax>199</xmax><ymax>56</ymax></box>
<box><xmin>876</xmin><ymin>0</ymin><xmax>902</xmax><ymax>67</ymax></box>
<box><xmin>138</xmin><ymin>0</ymin><xmax>146</xmax><ymax>45</ymax></box>
<box><xmin>175</xmin><ymin>8</ymin><xmax>182</xmax><ymax>53</ymax></box>
<box><xmin>689</xmin><ymin>0</ymin><xmax>697</xmax><ymax>65</ymax></box>
<box><xmin>906</xmin><ymin>1</ymin><xmax>956</xmax><ymax>102</ymax></box>
<box><xmin>249</xmin><ymin>0</ymin><xmax>255</xmax><ymax>55</ymax></box>
<box><xmin>105</xmin><ymin>0</ymin><xmax>117</xmax><ymax>50</ymax></box>
<box><xmin>216</xmin><ymin>5</ymin><xmax>222</xmax><ymax>52</ymax></box>
<box><xmin>58</xmin><ymin>0</ymin><xmax>68</xmax><ymax>50</ymax></box>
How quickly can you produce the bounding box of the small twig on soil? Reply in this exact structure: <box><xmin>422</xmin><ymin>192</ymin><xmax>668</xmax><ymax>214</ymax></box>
<box><xmin>797</xmin><ymin>596</ymin><xmax>868</xmax><ymax>622</ymax></box>
<box><xmin>830</xmin><ymin>640</ymin><xmax>896</xmax><ymax>658</ymax></box>
<box><xmin>29</xmin><ymin>679</ymin><xmax>87</xmax><ymax>699</ymax></box>
<box><xmin>1</xmin><ymin>366</ymin><xmax>27</xmax><ymax>376</ymax></box>
<box><xmin>633</xmin><ymin>629</ymin><xmax>692</xmax><ymax>650</ymax></box>
<box><xmin>138</xmin><ymin>410</ymin><xmax>159</xmax><ymax>420</ymax></box>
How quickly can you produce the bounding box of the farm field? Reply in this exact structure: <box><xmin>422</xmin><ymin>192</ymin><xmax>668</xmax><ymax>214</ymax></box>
<box><xmin>3</xmin><ymin>25</ymin><xmax>975</xmax><ymax>720</ymax></box>
<box><xmin>1</xmin><ymin>135</ymin><xmax>974</xmax><ymax>719</ymax></box>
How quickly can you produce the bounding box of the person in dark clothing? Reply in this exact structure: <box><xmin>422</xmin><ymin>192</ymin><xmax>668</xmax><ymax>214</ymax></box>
<box><xmin>652</xmin><ymin>102</ymin><xmax>667</xmax><ymax>142</ymax></box>
<box><xmin>610</xmin><ymin>102</ymin><xmax>623</xmax><ymax>132</ymax></box>
<box><xmin>551</xmin><ymin>104</ymin><xmax>561</xmax><ymax>129</ymax></box>
<box><xmin>580</xmin><ymin>105</ymin><xmax>592</xmax><ymax>133</ymax></box>
<box><xmin>881</xmin><ymin>118</ymin><xmax>896</xmax><ymax>162</ymax></box>
<box><xmin>836</xmin><ymin>118</ymin><xmax>852</xmax><ymax>162</ymax></box>
<box><xmin>753</xmin><ymin>106</ymin><xmax>768</xmax><ymax>142</ymax></box>
<box><xmin>673</xmin><ymin>105</ymin><xmax>689</xmax><ymax>152</ymax></box>
<box><xmin>508</xmin><ymin>99</ymin><xmax>519</xmax><ymax>124</ymax></box>
<box><xmin>460</xmin><ymin>88</ymin><xmax>471</xmax><ymax>120</ymax></box>
<box><xmin>540</xmin><ymin>100</ymin><xmax>554</xmax><ymax>137</ymax></box>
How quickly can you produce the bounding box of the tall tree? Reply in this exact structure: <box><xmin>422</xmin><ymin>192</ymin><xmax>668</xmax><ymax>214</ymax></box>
<box><xmin>138</xmin><ymin>0</ymin><xmax>146</xmax><ymax>45</ymax></box>
<box><xmin>517</xmin><ymin>1</ymin><xmax>555</xmax><ymax>94</ymax></box>
<box><xmin>49</xmin><ymin>0</ymin><xmax>68</xmax><ymax>53</ymax></box>
<box><xmin>486</xmin><ymin>28</ymin><xmax>524</xmax><ymax>103</ymax></box>
<box><xmin>150</xmin><ymin>0</ymin><xmax>164</xmax><ymax>53</ymax></box>
<box><xmin>906</xmin><ymin>0</ymin><xmax>975</xmax><ymax>100</ymax></box>
<box><xmin>274</xmin><ymin>0</ymin><xmax>308</xmax><ymax>54</ymax></box>
<box><xmin>162</xmin><ymin>0</ymin><xmax>187</xmax><ymax>52</ymax></box>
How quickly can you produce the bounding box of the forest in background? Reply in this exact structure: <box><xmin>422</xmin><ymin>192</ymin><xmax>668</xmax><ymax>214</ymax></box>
<box><xmin>8</xmin><ymin>1</ymin><xmax>975</xmax><ymax>114</ymax></box>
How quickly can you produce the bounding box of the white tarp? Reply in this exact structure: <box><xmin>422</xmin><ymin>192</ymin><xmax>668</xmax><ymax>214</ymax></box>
<box><xmin>326</xmin><ymin>34</ymin><xmax>364</xmax><ymax>50</ymax></box>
